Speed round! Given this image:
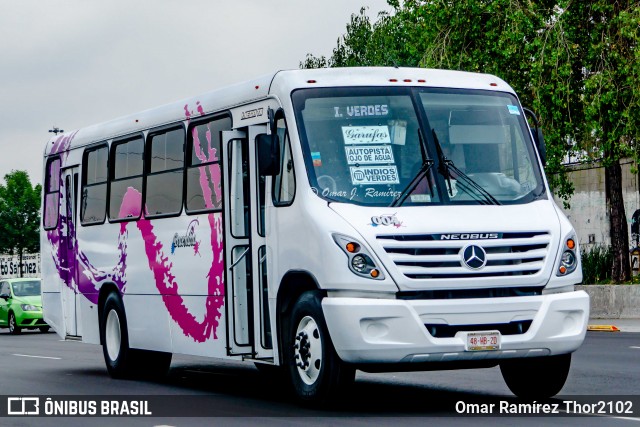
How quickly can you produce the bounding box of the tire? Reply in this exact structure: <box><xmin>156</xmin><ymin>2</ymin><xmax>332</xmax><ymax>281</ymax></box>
<box><xmin>8</xmin><ymin>312</ymin><xmax>21</xmax><ymax>334</ymax></box>
<box><xmin>500</xmin><ymin>353</ymin><xmax>572</xmax><ymax>399</ymax></box>
<box><xmin>39</xmin><ymin>326</ymin><xmax>50</xmax><ymax>333</ymax></box>
<box><xmin>100</xmin><ymin>292</ymin><xmax>172</xmax><ymax>379</ymax></box>
<box><xmin>101</xmin><ymin>292</ymin><xmax>133</xmax><ymax>378</ymax></box>
<box><xmin>284</xmin><ymin>291</ymin><xmax>354</xmax><ymax>404</ymax></box>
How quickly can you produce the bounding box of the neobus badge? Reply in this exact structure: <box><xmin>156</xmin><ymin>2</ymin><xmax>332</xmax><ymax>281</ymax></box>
<box><xmin>241</xmin><ymin>108</ymin><xmax>264</xmax><ymax>120</ymax></box>
<box><xmin>439</xmin><ymin>233</ymin><xmax>500</xmax><ymax>240</ymax></box>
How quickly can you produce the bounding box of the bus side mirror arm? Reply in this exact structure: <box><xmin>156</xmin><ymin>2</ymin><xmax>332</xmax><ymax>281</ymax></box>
<box><xmin>523</xmin><ymin>107</ymin><xmax>546</xmax><ymax>167</ymax></box>
<box><xmin>256</xmin><ymin>133</ymin><xmax>281</xmax><ymax>176</ymax></box>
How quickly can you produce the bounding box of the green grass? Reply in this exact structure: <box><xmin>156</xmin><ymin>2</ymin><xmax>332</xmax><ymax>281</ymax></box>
<box><xmin>580</xmin><ymin>245</ymin><xmax>613</xmax><ymax>284</ymax></box>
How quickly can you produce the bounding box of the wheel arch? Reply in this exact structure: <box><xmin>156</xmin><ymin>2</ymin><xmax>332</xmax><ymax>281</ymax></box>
<box><xmin>275</xmin><ymin>270</ymin><xmax>323</xmax><ymax>365</ymax></box>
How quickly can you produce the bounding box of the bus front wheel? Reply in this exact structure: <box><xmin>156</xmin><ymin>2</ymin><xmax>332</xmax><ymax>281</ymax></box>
<box><xmin>285</xmin><ymin>291</ymin><xmax>354</xmax><ymax>404</ymax></box>
<box><xmin>500</xmin><ymin>353</ymin><xmax>571</xmax><ymax>398</ymax></box>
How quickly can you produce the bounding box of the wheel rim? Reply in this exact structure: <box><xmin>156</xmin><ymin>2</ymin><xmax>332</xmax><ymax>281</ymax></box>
<box><xmin>9</xmin><ymin>314</ymin><xmax>15</xmax><ymax>332</ymax></box>
<box><xmin>105</xmin><ymin>309</ymin><xmax>122</xmax><ymax>361</ymax></box>
<box><xmin>294</xmin><ymin>315</ymin><xmax>323</xmax><ymax>385</ymax></box>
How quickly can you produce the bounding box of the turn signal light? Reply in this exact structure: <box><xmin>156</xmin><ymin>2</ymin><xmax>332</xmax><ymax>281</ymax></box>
<box><xmin>346</xmin><ymin>242</ymin><xmax>359</xmax><ymax>253</ymax></box>
<box><xmin>370</xmin><ymin>269</ymin><xmax>380</xmax><ymax>278</ymax></box>
<box><xmin>566</xmin><ymin>239</ymin><xmax>575</xmax><ymax>250</ymax></box>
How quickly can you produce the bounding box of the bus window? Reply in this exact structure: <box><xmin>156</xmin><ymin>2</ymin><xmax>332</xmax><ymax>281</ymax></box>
<box><xmin>273</xmin><ymin>115</ymin><xmax>296</xmax><ymax>206</ymax></box>
<box><xmin>81</xmin><ymin>145</ymin><xmax>108</xmax><ymax>225</ymax></box>
<box><xmin>186</xmin><ymin>116</ymin><xmax>231</xmax><ymax>213</ymax></box>
<box><xmin>109</xmin><ymin>136</ymin><xmax>144</xmax><ymax>220</ymax></box>
<box><xmin>43</xmin><ymin>157</ymin><xmax>61</xmax><ymax>229</ymax></box>
<box><xmin>145</xmin><ymin>126</ymin><xmax>185</xmax><ymax>217</ymax></box>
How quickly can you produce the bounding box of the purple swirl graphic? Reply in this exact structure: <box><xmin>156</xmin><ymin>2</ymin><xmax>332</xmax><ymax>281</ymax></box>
<box><xmin>46</xmin><ymin>105</ymin><xmax>226</xmax><ymax>342</ymax></box>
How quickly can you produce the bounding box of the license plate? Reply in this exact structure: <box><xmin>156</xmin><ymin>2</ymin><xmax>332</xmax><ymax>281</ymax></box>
<box><xmin>465</xmin><ymin>331</ymin><xmax>501</xmax><ymax>351</ymax></box>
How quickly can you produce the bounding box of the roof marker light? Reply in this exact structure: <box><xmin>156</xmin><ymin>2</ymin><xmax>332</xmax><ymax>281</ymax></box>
<box><xmin>255</xmin><ymin>85</ymin><xmax>260</xmax><ymax>90</ymax></box>
<box><xmin>403</xmin><ymin>79</ymin><xmax>412</xmax><ymax>82</ymax></box>
<box><xmin>418</xmin><ymin>79</ymin><xmax>426</xmax><ymax>83</ymax></box>
<box><xmin>490</xmin><ymin>83</ymin><xmax>498</xmax><ymax>87</ymax></box>
<box><xmin>389</xmin><ymin>79</ymin><xmax>398</xmax><ymax>82</ymax></box>
<box><xmin>307</xmin><ymin>80</ymin><xmax>317</xmax><ymax>84</ymax></box>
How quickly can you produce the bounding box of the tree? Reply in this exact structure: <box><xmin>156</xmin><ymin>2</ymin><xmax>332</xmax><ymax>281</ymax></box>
<box><xmin>302</xmin><ymin>0</ymin><xmax>640</xmax><ymax>282</ymax></box>
<box><xmin>0</xmin><ymin>170</ymin><xmax>42</xmax><ymax>277</ymax></box>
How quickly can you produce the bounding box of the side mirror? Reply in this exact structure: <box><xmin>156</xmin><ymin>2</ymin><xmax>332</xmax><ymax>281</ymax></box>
<box><xmin>0</xmin><ymin>294</ymin><xmax>9</xmax><ymax>301</ymax></box>
<box><xmin>256</xmin><ymin>133</ymin><xmax>281</xmax><ymax>176</ymax></box>
<box><xmin>523</xmin><ymin>107</ymin><xmax>546</xmax><ymax>167</ymax></box>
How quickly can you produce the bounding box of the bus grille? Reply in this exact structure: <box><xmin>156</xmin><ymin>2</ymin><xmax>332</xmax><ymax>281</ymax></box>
<box><xmin>377</xmin><ymin>232</ymin><xmax>551</xmax><ymax>279</ymax></box>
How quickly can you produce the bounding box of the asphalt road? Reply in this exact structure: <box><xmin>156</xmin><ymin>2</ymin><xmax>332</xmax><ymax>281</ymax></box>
<box><xmin>0</xmin><ymin>329</ymin><xmax>638</xmax><ymax>426</ymax></box>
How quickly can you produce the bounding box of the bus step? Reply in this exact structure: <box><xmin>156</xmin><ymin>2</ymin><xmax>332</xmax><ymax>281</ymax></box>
<box><xmin>65</xmin><ymin>335</ymin><xmax>82</xmax><ymax>341</ymax></box>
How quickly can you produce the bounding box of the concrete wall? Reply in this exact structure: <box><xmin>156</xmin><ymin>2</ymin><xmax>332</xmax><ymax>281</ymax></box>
<box><xmin>553</xmin><ymin>159</ymin><xmax>640</xmax><ymax>249</ymax></box>
<box><xmin>577</xmin><ymin>285</ymin><xmax>640</xmax><ymax>319</ymax></box>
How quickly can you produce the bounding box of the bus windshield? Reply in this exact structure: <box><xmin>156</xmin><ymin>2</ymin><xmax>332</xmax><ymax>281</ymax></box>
<box><xmin>292</xmin><ymin>87</ymin><xmax>545</xmax><ymax>206</ymax></box>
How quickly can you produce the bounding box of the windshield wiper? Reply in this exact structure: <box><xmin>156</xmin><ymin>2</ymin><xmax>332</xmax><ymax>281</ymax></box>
<box><xmin>431</xmin><ymin>129</ymin><xmax>501</xmax><ymax>206</ymax></box>
<box><xmin>390</xmin><ymin>131</ymin><xmax>434</xmax><ymax>207</ymax></box>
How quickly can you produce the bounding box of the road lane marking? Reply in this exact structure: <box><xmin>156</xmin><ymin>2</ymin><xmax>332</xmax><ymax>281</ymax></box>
<box><xmin>12</xmin><ymin>353</ymin><xmax>61</xmax><ymax>360</ymax></box>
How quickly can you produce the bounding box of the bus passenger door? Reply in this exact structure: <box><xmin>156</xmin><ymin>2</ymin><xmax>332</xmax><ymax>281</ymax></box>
<box><xmin>222</xmin><ymin>130</ymin><xmax>254</xmax><ymax>356</ymax></box>
<box><xmin>248</xmin><ymin>125</ymin><xmax>274</xmax><ymax>360</ymax></box>
<box><xmin>60</xmin><ymin>167</ymin><xmax>80</xmax><ymax>337</ymax></box>
<box><xmin>222</xmin><ymin>126</ymin><xmax>275</xmax><ymax>361</ymax></box>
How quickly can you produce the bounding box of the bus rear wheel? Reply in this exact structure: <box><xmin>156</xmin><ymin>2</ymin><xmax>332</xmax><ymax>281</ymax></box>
<box><xmin>500</xmin><ymin>353</ymin><xmax>571</xmax><ymax>398</ymax></box>
<box><xmin>100</xmin><ymin>292</ymin><xmax>172</xmax><ymax>379</ymax></box>
<box><xmin>285</xmin><ymin>291</ymin><xmax>354</xmax><ymax>405</ymax></box>
<box><xmin>101</xmin><ymin>292</ymin><xmax>132</xmax><ymax>378</ymax></box>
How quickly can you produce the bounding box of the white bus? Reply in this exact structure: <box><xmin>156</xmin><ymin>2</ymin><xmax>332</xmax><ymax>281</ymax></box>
<box><xmin>41</xmin><ymin>67</ymin><xmax>589</xmax><ymax>403</ymax></box>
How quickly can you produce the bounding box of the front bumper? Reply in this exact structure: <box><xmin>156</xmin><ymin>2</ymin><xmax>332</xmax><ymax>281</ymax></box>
<box><xmin>16</xmin><ymin>310</ymin><xmax>47</xmax><ymax>327</ymax></box>
<box><xmin>322</xmin><ymin>290</ymin><xmax>589</xmax><ymax>364</ymax></box>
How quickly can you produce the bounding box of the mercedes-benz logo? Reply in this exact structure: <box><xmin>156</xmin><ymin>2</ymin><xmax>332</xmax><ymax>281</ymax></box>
<box><xmin>462</xmin><ymin>245</ymin><xmax>487</xmax><ymax>270</ymax></box>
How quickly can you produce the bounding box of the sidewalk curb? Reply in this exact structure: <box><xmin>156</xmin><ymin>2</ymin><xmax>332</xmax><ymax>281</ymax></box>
<box><xmin>587</xmin><ymin>324</ymin><xmax>621</xmax><ymax>332</ymax></box>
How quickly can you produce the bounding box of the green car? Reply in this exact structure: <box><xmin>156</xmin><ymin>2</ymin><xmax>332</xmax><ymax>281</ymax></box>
<box><xmin>0</xmin><ymin>278</ymin><xmax>49</xmax><ymax>334</ymax></box>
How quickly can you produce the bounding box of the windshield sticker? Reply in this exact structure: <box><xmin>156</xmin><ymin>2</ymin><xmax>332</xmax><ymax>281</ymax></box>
<box><xmin>390</xmin><ymin>120</ymin><xmax>407</xmax><ymax>145</ymax></box>
<box><xmin>507</xmin><ymin>105</ymin><xmax>521</xmax><ymax>115</ymax></box>
<box><xmin>342</xmin><ymin>126</ymin><xmax>391</xmax><ymax>145</ymax></box>
<box><xmin>410</xmin><ymin>194</ymin><xmax>431</xmax><ymax>203</ymax></box>
<box><xmin>345</xmin><ymin>145</ymin><xmax>394</xmax><ymax>165</ymax></box>
<box><xmin>311</xmin><ymin>187</ymin><xmax>359</xmax><ymax>200</ymax></box>
<box><xmin>370</xmin><ymin>213</ymin><xmax>403</xmax><ymax>228</ymax></box>
<box><xmin>333</xmin><ymin>104</ymin><xmax>389</xmax><ymax>118</ymax></box>
<box><xmin>365</xmin><ymin>188</ymin><xmax>401</xmax><ymax>199</ymax></box>
<box><xmin>350</xmin><ymin>166</ymin><xmax>399</xmax><ymax>185</ymax></box>
<box><xmin>311</xmin><ymin>151</ymin><xmax>322</xmax><ymax>166</ymax></box>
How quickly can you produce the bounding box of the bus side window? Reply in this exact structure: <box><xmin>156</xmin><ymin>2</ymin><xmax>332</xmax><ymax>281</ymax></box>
<box><xmin>186</xmin><ymin>116</ymin><xmax>231</xmax><ymax>213</ymax></box>
<box><xmin>109</xmin><ymin>136</ymin><xmax>144</xmax><ymax>220</ymax></box>
<box><xmin>272</xmin><ymin>115</ymin><xmax>295</xmax><ymax>206</ymax></box>
<box><xmin>43</xmin><ymin>157</ymin><xmax>61</xmax><ymax>229</ymax></box>
<box><xmin>81</xmin><ymin>145</ymin><xmax>108</xmax><ymax>225</ymax></box>
<box><xmin>145</xmin><ymin>126</ymin><xmax>185</xmax><ymax>217</ymax></box>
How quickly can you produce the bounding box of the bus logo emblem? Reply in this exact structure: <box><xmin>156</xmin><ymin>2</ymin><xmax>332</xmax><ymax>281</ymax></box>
<box><xmin>462</xmin><ymin>245</ymin><xmax>487</xmax><ymax>270</ymax></box>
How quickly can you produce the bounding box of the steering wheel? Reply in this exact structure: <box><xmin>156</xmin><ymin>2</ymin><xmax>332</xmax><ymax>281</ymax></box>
<box><xmin>317</xmin><ymin>175</ymin><xmax>337</xmax><ymax>194</ymax></box>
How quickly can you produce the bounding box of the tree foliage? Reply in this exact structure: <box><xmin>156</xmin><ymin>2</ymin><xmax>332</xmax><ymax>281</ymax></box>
<box><xmin>303</xmin><ymin>0</ymin><xmax>640</xmax><ymax>281</ymax></box>
<box><xmin>0</xmin><ymin>171</ymin><xmax>41</xmax><ymax>276</ymax></box>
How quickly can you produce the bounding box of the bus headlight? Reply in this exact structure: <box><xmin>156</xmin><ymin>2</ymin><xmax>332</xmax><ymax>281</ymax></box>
<box><xmin>333</xmin><ymin>234</ymin><xmax>384</xmax><ymax>280</ymax></box>
<box><xmin>557</xmin><ymin>236</ymin><xmax>578</xmax><ymax>276</ymax></box>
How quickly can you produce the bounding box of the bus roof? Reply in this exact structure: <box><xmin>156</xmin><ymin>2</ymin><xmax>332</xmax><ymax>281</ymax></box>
<box><xmin>44</xmin><ymin>67</ymin><xmax>514</xmax><ymax>156</ymax></box>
